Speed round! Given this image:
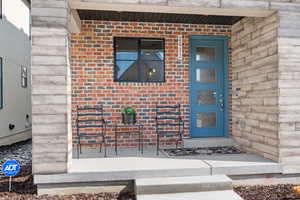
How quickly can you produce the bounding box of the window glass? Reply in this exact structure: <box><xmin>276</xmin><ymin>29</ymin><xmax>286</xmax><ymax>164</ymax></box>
<box><xmin>197</xmin><ymin>91</ymin><xmax>216</xmax><ymax>105</ymax></box>
<box><xmin>0</xmin><ymin>0</ymin><xmax>2</xmax><ymax>19</ymax></box>
<box><xmin>0</xmin><ymin>57</ymin><xmax>3</xmax><ymax>109</ymax></box>
<box><xmin>197</xmin><ymin>112</ymin><xmax>216</xmax><ymax>127</ymax></box>
<box><xmin>114</xmin><ymin>38</ymin><xmax>165</xmax><ymax>82</ymax></box>
<box><xmin>196</xmin><ymin>68</ymin><xmax>216</xmax><ymax>83</ymax></box>
<box><xmin>196</xmin><ymin>47</ymin><xmax>215</xmax><ymax>61</ymax></box>
<box><xmin>140</xmin><ymin>39</ymin><xmax>164</xmax><ymax>61</ymax></box>
<box><xmin>140</xmin><ymin>61</ymin><xmax>164</xmax><ymax>82</ymax></box>
<box><xmin>116</xmin><ymin>61</ymin><xmax>138</xmax><ymax>82</ymax></box>
<box><xmin>115</xmin><ymin>38</ymin><xmax>138</xmax><ymax>60</ymax></box>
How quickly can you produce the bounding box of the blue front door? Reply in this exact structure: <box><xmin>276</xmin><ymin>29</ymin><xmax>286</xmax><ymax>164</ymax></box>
<box><xmin>189</xmin><ymin>36</ymin><xmax>228</xmax><ymax>138</ymax></box>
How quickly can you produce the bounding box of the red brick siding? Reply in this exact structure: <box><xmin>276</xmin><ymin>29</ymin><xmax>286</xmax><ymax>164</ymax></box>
<box><xmin>70</xmin><ymin>20</ymin><xmax>231</xmax><ymax>147</ymax></box>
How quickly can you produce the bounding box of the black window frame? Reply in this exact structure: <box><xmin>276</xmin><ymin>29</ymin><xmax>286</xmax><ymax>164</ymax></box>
<box><xmin>0</xmin><ymin>57</ymin><xmax>3</xmax><ymax>109</ymax></box>
<box><xmin>113</xmin><ymin>37</ymin><xmax>165</xmax><ymax>83</ymax></box>
<box><xmin>0</xmin><ymin>0</ymin><xmax>2</xmax><ymax>19</ymax></box>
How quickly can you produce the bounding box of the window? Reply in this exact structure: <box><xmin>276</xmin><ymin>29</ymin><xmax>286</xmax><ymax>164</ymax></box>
<box><xmin>21</xmin><ymin>66</ymin><xmax>28</xmax><ymax>88</ymax></box>
<box><xmin>0</xmin><ymin>0</ymin><xmax>2</xmax><ymax>19</ymax></box>
<box><xmin>0</xmin><ymin>57</ymin><xmax>3</xmax><ymax>109</ymax></box>
<box><xmin>114</xmin><ymin>37</ymin><xmax>165</xmax><ymax>82</ymax></box>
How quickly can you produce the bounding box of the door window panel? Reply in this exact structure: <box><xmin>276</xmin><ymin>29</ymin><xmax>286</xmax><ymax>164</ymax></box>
<box><xmin>197</xmin><ymin>113</ymin><xmax>216</xmax><ymax>127</ymax></box>
<box><xmin>197</xmin><ymin>91</ymin><xmax>216</xmax><ymax>105</ymax></box>
<box><xmin>196</xmin><ymin>47</ymin><xmax>215</xmax><ymax>61</ymax></box>
<box><xmin>196</xmin><ymin>68</ymin><xmax>216</xmax><ymax>83</ymax></box>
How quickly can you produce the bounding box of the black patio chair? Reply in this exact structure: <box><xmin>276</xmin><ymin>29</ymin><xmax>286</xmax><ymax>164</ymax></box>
<box><xmin>155</xmin><ymin>103</ymin><xmax>184</xmax><ymax>155</ymax></box>
<box><xmin>76</xmin><ymin>105</ymin><xmax>107</xmax><ymax>158</ymax></box>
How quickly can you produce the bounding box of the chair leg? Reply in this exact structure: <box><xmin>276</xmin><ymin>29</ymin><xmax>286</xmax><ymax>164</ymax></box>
<box><xmin>77</xmin><ymin>144</ymin><xmax>79</xmax><ymax>159</ymax></box>
<box><xmin>77</xmin><ymin>137</ymin><xmax>80</xmax><ymax>159</ymax></box>
<box><xmin>100</xmin><ymin>143</ymin><xmax>102</xmax><ymax>153</ymax></box>
<box><xmin>141</xmin><ymin>126</ymin><xmax>144</xmax><ymax>155</ymax></box>
<box><xmin>157</xmin><ymin>134</ymin><xmax>160</xmax><ymax>156</ymax></box>
<box><xmin>115</xmin><ymin>126</ymin><xmax>118</xmax><ymax>156</ymax></box>
<box><xmin>104</xmin><ymin>142</ymin><xmax>107</xmax><ymax>158</ymax></box>
<box><xmin>138</xmin><ymin>126</ymin><xmax>141</xmax><ymax>152</ymax></box>
<box><xmin>80</xmin><ymin>144</ymin><xmax>82</xmax><ymax>154</ymax></box>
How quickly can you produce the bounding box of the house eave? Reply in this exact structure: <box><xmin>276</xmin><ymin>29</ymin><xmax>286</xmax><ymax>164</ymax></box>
<box><xmin>70</xmin><ymin>0</ymin><xmax>275</xmax><ymax>18</ymax></box>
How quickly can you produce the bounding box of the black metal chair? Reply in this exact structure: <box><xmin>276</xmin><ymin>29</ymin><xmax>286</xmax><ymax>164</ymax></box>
<box><xmin>155</xmin><ymin>103</ymin><xmax>184</xmax><ymax>155</ymax></box>
<box><xmin>76</xmin><ymin>105</ymin><xmax>107</xmax><ymax>158</ymax></box>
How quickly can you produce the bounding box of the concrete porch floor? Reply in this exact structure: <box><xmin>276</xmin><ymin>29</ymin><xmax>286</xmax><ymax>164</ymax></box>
<box><xmin>35</xmin><ymin>147</ymin><xmax>282</xmax><ymax>195</ymax></box>
<box><xmin>70</xmin><ymin>146</ymin><xmax>282</xmax><ymax>177</ymax></box>
<box><xmin>35</xmin><ymin>147</ymin><xmax>281</xmax><ymax>184</ymax></box>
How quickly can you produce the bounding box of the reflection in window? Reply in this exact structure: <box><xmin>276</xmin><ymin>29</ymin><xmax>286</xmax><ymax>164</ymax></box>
<box><xmin>196</xmin><ymin>47</ymin><xmax>215</xmax><ymax>61</ymax></box>
<box><xmin>141</xmin><ymin>39</ymin><xmax>164</xmax><ymax>61</ymax></box>
<box><xmin>197</xmin><ymin>113</ymin><xmax>216</xmax><ymax>127</ymax></box>
<box><xmin>115</xmin><ymin>38</ymin><xmax>138</xmax><ymax>60</ymax></box>
<box><xmin>196</xmin><ymin>68</ymin><xmax>216</xmax><ymax>83</ymax></box>
<box><xmin>114</xmin><ymin>37</ymin><xmax>165</xmax><ymax>82</ymax></box>
<box><xmin>197</xmin><ymin>91</ymin><xmax>216</xmax><ymax>105</ymax></box>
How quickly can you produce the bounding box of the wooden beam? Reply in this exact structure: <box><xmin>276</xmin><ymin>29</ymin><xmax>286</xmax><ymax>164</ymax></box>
<box><xmin>69</xmin><ymin>9</ymin><xmax>81</xmax><ymax>33</ymax></box>
<box><xmin>70</xmin><ymin>0</ymin><xmax>275</xmax><ymax>18</ymax></box>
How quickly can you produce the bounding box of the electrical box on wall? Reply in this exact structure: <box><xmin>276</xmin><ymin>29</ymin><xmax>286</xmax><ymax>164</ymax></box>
<box><xmin>235</xmin><ymin>88</ymin><xmax>241</xmax><ymax>97</ymax></box>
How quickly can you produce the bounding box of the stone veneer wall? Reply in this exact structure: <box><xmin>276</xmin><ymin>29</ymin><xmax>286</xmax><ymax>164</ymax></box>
<box><xmin>231</xmin><ymin>14</ymin><xmax>279</xmax><ymax>161</ymax></box>
<box><xmin>31</xmin><ymin>0</ymin><xmax>72</xmax><ymax>174</ymax></box>
<box><xmin>275</xmin><ymin>4</ymin><xmax>300</xmax><ymax>174</ymax></box>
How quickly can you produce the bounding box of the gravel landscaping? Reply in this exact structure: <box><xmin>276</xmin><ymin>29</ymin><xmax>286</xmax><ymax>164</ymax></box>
<box><xmin>0</xmin><ymin>140</ymin><xmax>32</xmax><ymax>178</ymax></box>
<box><xmin>0</xmin><ymin>165</ymin><xmax>135</xmax><ymax>200</ymax></box>
<box><xmin>1</xmin><ymin>140</ymin><xmax>300</xmax><ymax>200</ymax></box>
<box><xmin>234</xmin><ymin>185</ymin><xmax>299</xmax><ymax>200</ymax></box>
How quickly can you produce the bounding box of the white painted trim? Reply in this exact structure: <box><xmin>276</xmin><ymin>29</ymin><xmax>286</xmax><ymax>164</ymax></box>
<box><xmin>70</xmin><ymin>0</ymin><xmax>275</xmax><ymax>18</ymax></box>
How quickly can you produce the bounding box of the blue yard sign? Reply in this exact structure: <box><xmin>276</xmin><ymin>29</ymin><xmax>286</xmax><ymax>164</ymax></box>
<box><xmin>2</xmin><ymin>160</ymin><xmax>20</xmax><ymax>177</ymax></box>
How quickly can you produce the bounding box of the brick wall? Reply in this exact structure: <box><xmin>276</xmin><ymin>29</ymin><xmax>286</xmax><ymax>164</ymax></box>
<box><xmin>70</xmin><ymin>21</ymin><xmax>231</xmax><ymax>147</ymax></box>
<box><xmin>231</xmin><ymin>14</ymin><xmax>279</xmax><ymax>161</ymax></box>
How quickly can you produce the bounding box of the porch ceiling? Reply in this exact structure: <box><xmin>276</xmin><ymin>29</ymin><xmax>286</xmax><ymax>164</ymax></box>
<box><xmin>78</xmin><ymin>10</ymin><xmax>243</xmax><ymax>25</ymax></box>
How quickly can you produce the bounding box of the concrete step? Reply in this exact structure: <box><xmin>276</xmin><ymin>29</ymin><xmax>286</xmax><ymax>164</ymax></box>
<box><xmin>183</xmin><ymin>137</ymin><xmax>235</xmax><ymax>148</ymax></box>
<box><xmin>137</xmin><ymin>190</ymin><xmax>243</xmax><ymax>200</ymax></box>
<box><xmin>135</xmin><ymin>175</ymin><xmax>232</xmax><ymax>195</ymax></box>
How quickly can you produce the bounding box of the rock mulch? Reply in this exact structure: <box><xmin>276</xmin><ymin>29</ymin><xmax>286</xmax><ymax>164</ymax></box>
<box><xmin>163</xmin><ymin>146</ymin><xmax>244</xmax><ymax>157</ymax></box>
<box><xmin>0</xmin><ymin>192</ymin><xmax>132</xmax><ymax>200</ymax></box>
<box><xmin>0</xmin><ymin>168</ymin><xmax>135</xmax><ymax>200</ymax></box>
<box><xmin>0</xmin><ymin>140</ymin><xmax>32</xmax><ymax>178</ymax></box>
<box><xmin>234</xmin><ymin>185</ymin><xmax>299</xmax><ymax>200</ymax></box>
